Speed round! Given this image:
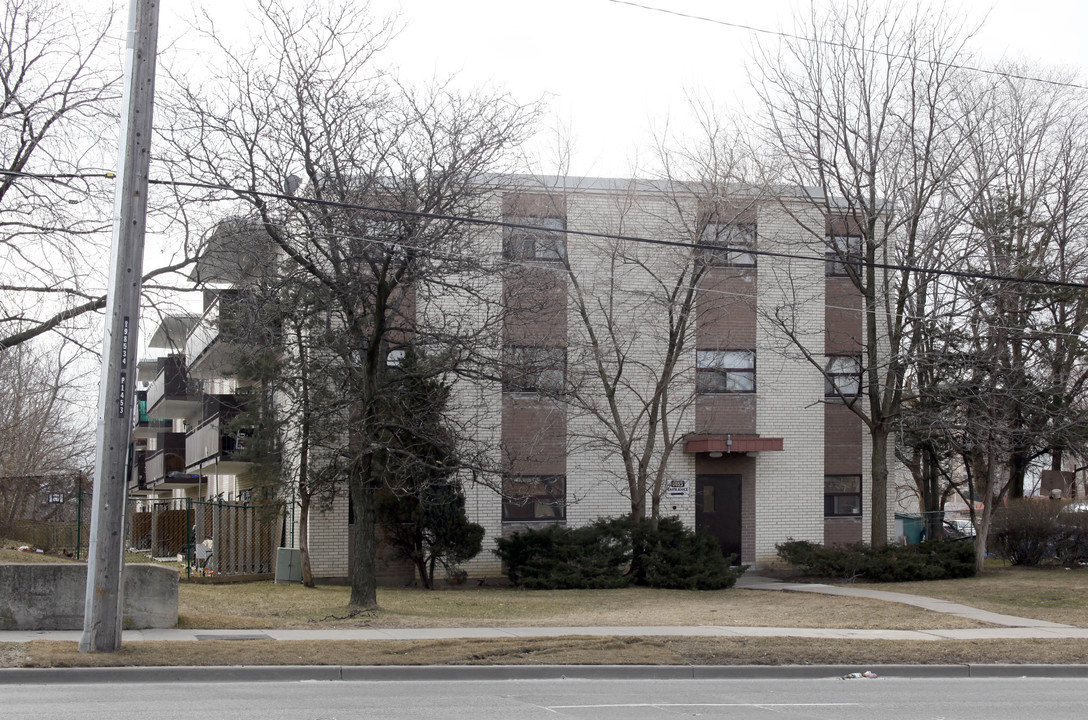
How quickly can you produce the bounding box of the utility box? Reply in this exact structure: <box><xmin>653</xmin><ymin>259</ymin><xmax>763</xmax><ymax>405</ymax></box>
<box><xmin>275</xmin><ymin>547</ymin><xmax>303</xmax><ymax>584</ymax></box>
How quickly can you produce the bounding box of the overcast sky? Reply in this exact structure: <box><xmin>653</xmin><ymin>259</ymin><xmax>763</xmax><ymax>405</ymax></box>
<box><xmin>150</xmin><ymin>0</ymin><xmax>1088</xmax><ymax>178</ymax></box>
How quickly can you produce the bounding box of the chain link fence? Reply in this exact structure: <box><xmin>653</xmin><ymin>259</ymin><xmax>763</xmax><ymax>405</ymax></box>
<box><xmin>128</xmin><ymin>498</ymin><xmax>283</xmax><ymax>579</ymax></box>
<box><xmin>5</xmin><ymin>489</ymin><xmax>283</xmax><ymax>580</ymax></box>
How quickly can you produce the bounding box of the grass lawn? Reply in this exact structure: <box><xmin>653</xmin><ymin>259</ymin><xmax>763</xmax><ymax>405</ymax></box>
<box><xmin>176</xmin><ymin>582</ymin><xmax>985</xmax><ymax>631</ymax></box>
<box><xmin>866</xmin><ymin>564</ymin><xmax>1088</xmax><ymax>627</ymax></box>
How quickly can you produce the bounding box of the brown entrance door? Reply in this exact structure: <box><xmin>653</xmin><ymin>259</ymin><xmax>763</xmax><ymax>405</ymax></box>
<box><xmin>695</xmin><ymin>474</ymin><xmax>742</xmax><ymax>560</ymax></box>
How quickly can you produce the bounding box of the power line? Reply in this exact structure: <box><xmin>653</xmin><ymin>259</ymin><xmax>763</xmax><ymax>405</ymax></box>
<box><xmin>148</xmin><ymin>176</ymin><xmax>1088</xmax><ymax>293</ymax></box>
<box><xmin>603</xmin><ymin>0</ymin><xmax>1088</xmax><ymax>92</ymax></box>
<box><xmin>2</xmin><ymin>169</ymin><xmax>1085</xmax><ymax>293</ymax></box>
<box><xmin>247</xmin><ymin>217</ymin><xmax>1088</xmax><ymax>345</ymax></box>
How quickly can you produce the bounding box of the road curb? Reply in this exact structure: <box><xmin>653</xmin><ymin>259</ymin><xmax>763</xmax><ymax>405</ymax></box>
<box><xmin>4</xmin><ymin>663</ymin><xmax>1088</xmax><ymax>684</ymax></box>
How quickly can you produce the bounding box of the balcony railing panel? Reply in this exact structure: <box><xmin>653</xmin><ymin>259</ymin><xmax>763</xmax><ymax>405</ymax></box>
<box><xmin>186</xmin><ymin>416</ymin><xmax>221</xmax><ymax>468</ymax></box>
<box><xmin>186</xmin><ymin>298</ymin><xmax>220</xmax><ymax>369</ymax></box>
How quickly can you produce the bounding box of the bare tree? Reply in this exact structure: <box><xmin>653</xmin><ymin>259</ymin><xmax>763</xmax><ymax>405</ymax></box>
<box><xmin>0</xmin><ymin>342</ymin><xmax>93</xmax><ymax>536</ymax></box>
<box><xmin>529</xmin><ymin>116</ymin><xmax>758</xmax><ymax>529</ymax></box>
<box><xmin>751</xmin><ymin>0</ymin><xmax>974</xmax><ymax>546</ymax></box>
<box><xmin>161</xmin><ymin>0</ymin><xmax>537</xmax><ymax>609</ymax></box>
<box><xmin>0</xmin><ymin>0</ymin><xmax>120</xmax><ymax>348</ymax></box>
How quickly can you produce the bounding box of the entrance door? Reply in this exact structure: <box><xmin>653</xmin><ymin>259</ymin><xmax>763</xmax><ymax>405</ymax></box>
<box><xmin>695</xmin><ymin>474</ymin><xmax>742</xmax><ymax>560</ymax></box>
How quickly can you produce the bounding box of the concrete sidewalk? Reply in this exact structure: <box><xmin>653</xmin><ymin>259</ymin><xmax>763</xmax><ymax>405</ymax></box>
<box><xmin>1</xmin><ymin>571</ymin><xmax>1082</xmax><ymax>644</ymax></box>
<box><xmin>734</xmin><ymin>571</ymin><xmax>1075</xmax><ymax>629</ymax></box>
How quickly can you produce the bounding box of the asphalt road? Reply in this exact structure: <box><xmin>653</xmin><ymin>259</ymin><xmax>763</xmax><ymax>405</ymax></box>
<box><xmin>7</xmin><ymin>676</ymin><xmax>1088</xmax><ymax>719</ymax></box>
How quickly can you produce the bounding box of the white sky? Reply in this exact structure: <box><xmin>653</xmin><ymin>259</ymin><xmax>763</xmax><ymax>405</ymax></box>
<box><xmin>148</xmin><ymin>0</ymin><xmax>1088</xmax><ymax>178</ymax></box>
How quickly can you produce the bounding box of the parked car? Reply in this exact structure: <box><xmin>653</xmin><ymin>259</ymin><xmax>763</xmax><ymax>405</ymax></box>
<box><xmin>942</xmin><ymin>518</ymin><xmax>975</xmax><ymax>539</ymax></box>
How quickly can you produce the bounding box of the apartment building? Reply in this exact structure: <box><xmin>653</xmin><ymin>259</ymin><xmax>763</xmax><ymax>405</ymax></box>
<box><xmin>136</xmin><ymin>176</ymin><xmax>884</xmax><ymax>577</ymax></box>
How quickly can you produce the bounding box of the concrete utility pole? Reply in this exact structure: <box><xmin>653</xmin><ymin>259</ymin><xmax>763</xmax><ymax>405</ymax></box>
<box><xmin>80</xmin><ymin>0</ymin><xmax>160</xmax><ymax>654</ymax></box>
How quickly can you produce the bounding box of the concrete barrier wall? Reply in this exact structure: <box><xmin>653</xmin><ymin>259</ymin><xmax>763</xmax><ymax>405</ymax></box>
<box><xmin>0</xmin><ymin>563</ymin><xmax>178</xmax><ymax>630</ymax></box>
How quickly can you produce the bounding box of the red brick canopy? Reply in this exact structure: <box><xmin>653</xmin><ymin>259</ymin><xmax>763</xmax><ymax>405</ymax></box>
<box><xmin>682</xmin><ymin>434</ymin><xmax>783</xmax><ymax>454</ymax></box>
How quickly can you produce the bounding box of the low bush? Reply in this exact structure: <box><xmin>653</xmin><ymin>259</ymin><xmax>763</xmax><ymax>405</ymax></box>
<box><xmin>1053</xmin><ymin>520</ymin><xmax>1088</xmax><ymax>567</ymax></box>
<box><xmin>775</xmin><ymin>539</ymin><xmax>975</xmax><ymax>582</ymax></box>
<box><xmin>494</xmin><ymin>516</ymin><xmax>746</xmax><ymax>590</ymax></box>
<box><xmin>989</xmin><ymin>501</ymin><xmax>1062</xmax><ymax>566</ymax></box>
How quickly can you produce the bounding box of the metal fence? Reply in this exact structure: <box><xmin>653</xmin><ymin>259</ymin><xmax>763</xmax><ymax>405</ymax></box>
<box><xmin>5</xmin><ymin>490</ymin><xmax>282</xmax><ymax>580</ymax></box>
<box><xmin>128</xmin><ymin>498</ymin><xmax>283</xmax><ymax>579</ymax></box>
<box><xmin>5</xmin><ymin>491</ymin><xmax>90</xmax><ymax>558</ymax></box>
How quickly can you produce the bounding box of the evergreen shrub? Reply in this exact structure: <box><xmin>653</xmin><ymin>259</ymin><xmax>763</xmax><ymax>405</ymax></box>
<box><xmin>494</xmin><ymin>515</ymin><xmax>746</xmax><ymax>590</ymax></box>
<box><xmin>775</xmin><ymin>539</ymin><xmax>975</xmax><ymax>582</ymax></box>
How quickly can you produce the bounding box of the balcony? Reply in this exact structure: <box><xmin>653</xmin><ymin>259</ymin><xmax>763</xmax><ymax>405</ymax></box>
<box><xmin>128</xmin><ymin>449</ymin><xmax>149</xmax><ymax>495</ymax></box>
<box><xmin>146</xmin><ymin>433</ymin><xmax>201</xmax><ymax>491</ymax></box>
<box><xmin>185</xmin><ymin>414</ymin><xmax>253</xmax><ymax>477</ymax></box>
<box><xmin>133</xmin><ymin>396</ymin><xmax>174</xmax><ymax>440</ymax></box>
<box><xmin>146</xmin><ymin>356</ymin><xmax>200</xmax><ymax>419</ymax></box>
<box><xmin>186</xmin><ymin>294</ymin><xmax>242</xmax><ymax>380</ymax></box>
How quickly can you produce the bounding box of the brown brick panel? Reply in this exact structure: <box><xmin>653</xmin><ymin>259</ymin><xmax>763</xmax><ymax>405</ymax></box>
<box><xmin>824</xmin><ymin>403</ymin><xmax>863</xmax><ymax>475</ymax></box>
<box><xmin>503</xmin><ymin>267</ymin><xmax>568</xmax><ymax>346</ymax></box>
<box><xmin>825</xmin><ymin>276</ymin><xmax>862</xmax><ymax>354</ymax></box>
<box><xmin>695</xmin><ymin>393</ymin><xmax>757</xmax><ymax>434</ymax></box>
<box><xmin>696</xmin><ymin>269</ymin><xmax>757</xmax><ymax>346</ymax></box>
<box><xmin>501</xmin><ymin>395</ymin><xmax>567</xmax><ymax>476</ymax></box>
<box><xmin>502</xmin><ymin>193</ymin><xmax>566</xmax><ymax>218</ymax></box>
<box><xmin>824</xmin><ymin>517</ymin><xmax>863</xmax><ymax>546</ymax></box>
<box><xmin>697</xmin><ymin>200</ymin><xmax>759</xmax><ymax>225</ymax></box>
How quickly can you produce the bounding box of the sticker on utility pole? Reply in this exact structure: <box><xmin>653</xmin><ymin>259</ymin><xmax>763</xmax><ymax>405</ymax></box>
<box><xmin>666</xmin><ymin>478</ymin><xmax>690</xmax><ymax>498</ymax></box>
<box><xmin>118</xmin><ymin>316</ymin><xmax>130</xmax><ymax>417</ymax></box>
<box><xmin>121</xmin><ymin>316</ymin><xmax>130</xmax><ymax>368</ymax></box>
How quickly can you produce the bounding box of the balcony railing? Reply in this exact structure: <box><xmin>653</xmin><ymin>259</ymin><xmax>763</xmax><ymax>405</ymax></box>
<box><xmin>186</xmin><ymin>297</ymin><xmax>220</xmax><ymax>370</ymax></box>
<box><xmin>185</xmin><ymin>414</ymin><xmax>253</xmax><ymax>474</ymax></box>
<box><xmin>146</xmin><ymin>356</ymin><xmax>199</xmax><ymax>417</ymax></box>
<box><xmin>186</xmin><ymin>415</ymin><xmax>221</xmax><ymax>468</ymax></box>
<box><xmin>129</xmin><ymin>450</ymin><xmax>148</xmax><ymax>492</ymax></box>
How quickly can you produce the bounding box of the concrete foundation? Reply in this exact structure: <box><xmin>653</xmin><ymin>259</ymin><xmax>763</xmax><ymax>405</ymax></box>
<box><xmin>0</xmin><ymin>563</ymin><xmax>178</xmax><ymax>630</ymax></box>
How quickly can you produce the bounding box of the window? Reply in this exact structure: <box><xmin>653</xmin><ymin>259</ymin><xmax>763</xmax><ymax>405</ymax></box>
<box><xmin>699</xmin><ymin>221</ymin><xmax>756</xmax><ymax>267</ymax></box>
<box><xmin>826</xmin><ymin>234</ymin><xmax>862</xmax><ymax>276</ymax></box>
<box><xmin>502</xmin><ymin>475</ymin><xmax>566</xmax><ymax>521</ymax></box>
<box><xmin>696</xmin><ymin>350</ymin><xmax>755</xmax><ymax>393</ymax></box>
<box><xmin>825</xmin><ymin>475</ymin><xmax>862</xmax><ymax>516</ymax></box>
<box><xmin>825</xmin><ymin>355</ymin><xmax>861</xmax><ymax>397</ymax></box>
<box><xmin>504</xmin><ymin>216</ymin><xmax>566</xmax><ymax>261</ymax></box>
<box><xmin>503</xmin><ymin>346</ymin><xmax>566</xmax><ymax>393</ymax></box>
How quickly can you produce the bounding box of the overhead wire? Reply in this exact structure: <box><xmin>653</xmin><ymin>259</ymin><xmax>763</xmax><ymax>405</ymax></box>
<box><xmin>603</xmin><ymin>0</ymin><xmax>1088</xmax><ymax>92</ymax></box>
<box><xmin>3</xmin><ymin>167</ymin><xmax>1087</xmax><ymax>348</ymax></box>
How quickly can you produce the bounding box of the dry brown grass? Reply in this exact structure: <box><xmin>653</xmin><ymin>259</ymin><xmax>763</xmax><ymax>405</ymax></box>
<box><xmin>0</xmin><ymin>545</ymin><xmax>80</xmax><ymax>564</ymax></box>
<box><xmin>866</xmin><ymin>565</ymin><xmax>1088</xmax><ymax>627</ymax></box>
<box><xmin>7</xmin><ymin>636</ymin><xmax>1088</xmax><ymax>669</ymax></box>
<box><xmin>177</xmin><ymin>583</ymin><xmax>985</xmax><ymax>631</ymax></box>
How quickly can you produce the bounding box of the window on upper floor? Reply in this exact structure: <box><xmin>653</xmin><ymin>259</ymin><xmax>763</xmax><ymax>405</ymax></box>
<box><xmin>825</xmin><ymin>475</ymin><xmax>862</xmax><ymax>516</ymax></box>
<box><xmin>826</xmin><ymin>234</ymin><xmax>863</xmax><ymax>276</ymax></box>
<box><xmin>825</xmin><ymin>355</ymin><xmax>862</xmax><ymax>398</ymax></box>
<box><xmin>696</xmin><ymin>349</ymin><xmax>755</xmax><ymax>393</ymax></box>
<box><xmin>502</xmin><ymin>475</ymin><xmax>566</xmax><ymax>521</ymax></box>
<box><xmin>503</xmin><ymin>346</ymin><xmax>566</xmax><ymax>394</ymax></box>
<box><xmin>503</xmin><ymin>216</ymin><xmax>566</xmax><ymax>262</ymax></box>
<box><xmin>699</xmin><ymin>221</ymin><xmax>757</xmax><ymax>267</ymax></box>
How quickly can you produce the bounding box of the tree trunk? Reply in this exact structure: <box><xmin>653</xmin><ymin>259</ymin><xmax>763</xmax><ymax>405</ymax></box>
<box><xmin>1007</xmin><ymin>452</ymin><xmax>1029</xmax><ymax>500</ymax></box>
<box><xmin>870</xmin><ymin>427</ymin><xmax>889</xmax><ymax>547</ymax></box>
<box><xmin>348</xmin><ymin>478</ymin><xmax>378</xmax><ymax>610</ymax></box>
<box><xmin>922</xmin><ymin>446</ymin><xmax>943</xmax><ymax>540</ymax></box>
<box><xmin>299</xmin><ymin>492</ymin><xmax>314</xmax><ymax>588</ymax></box>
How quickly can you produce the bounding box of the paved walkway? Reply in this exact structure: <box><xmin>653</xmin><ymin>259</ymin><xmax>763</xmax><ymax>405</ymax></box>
<box><xmin>734</xmin><ymin>571</ymin><xmax>1075</xmax><ymax>629</ymax></box>
<box><xmin>1</xmin><ymin>571</ymin><xmax>1082</xmax><ymax>644</ymax></box>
